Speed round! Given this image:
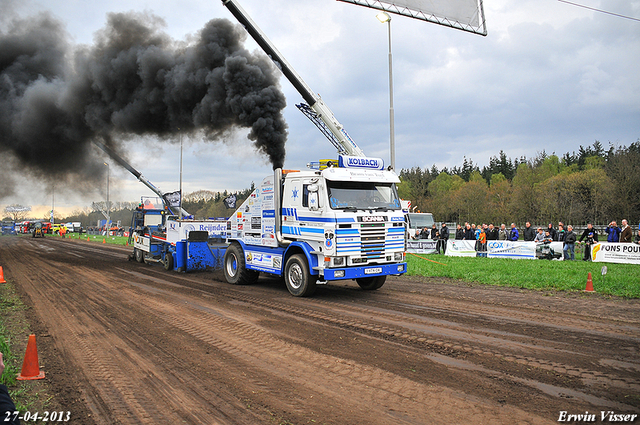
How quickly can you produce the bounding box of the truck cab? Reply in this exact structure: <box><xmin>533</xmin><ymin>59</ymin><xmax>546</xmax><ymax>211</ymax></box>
<box><xmin>287</xmin><ymin>166</ymin><xmax>405</xmax><ymax>275</ymax></box>
<box><xmin>129</xmin><ymin>198</ymin><xmax>168</xmax><ymax>264</ymax></box>
<box><xmin>225</xmin><ymin>158</ymin><xmax>407</xmax><ymax>296</ymax></box>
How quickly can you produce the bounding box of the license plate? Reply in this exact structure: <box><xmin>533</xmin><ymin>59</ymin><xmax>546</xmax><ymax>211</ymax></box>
<box><xmin>364</xmin><ymin>267</ymin><xmax>382</xmax><ymax>275</ymax></box>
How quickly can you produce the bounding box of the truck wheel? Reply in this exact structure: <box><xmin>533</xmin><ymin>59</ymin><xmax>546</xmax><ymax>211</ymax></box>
<box><xmin>284</xmin><ymin>254</ymin><xmax>317</xmax><ymax>297</ymax></box>
<box><xmin>356</xmin><ymin>275</ymin><xmax>386</xmax><ymax>290</ymax></box>
<box><xmin>164</xmin><ymin>253</ymin><xmax>174</xmax><ymax>271</ymax></box>
<box><xmin>134</xmin><ymin>248</ymin><xmax>144</xmax><ymax>263</ymax></box>
<box><xmin>224</xmin><ymin>244</ymin><xmax>259</xmax><ymax>285</ymax></box>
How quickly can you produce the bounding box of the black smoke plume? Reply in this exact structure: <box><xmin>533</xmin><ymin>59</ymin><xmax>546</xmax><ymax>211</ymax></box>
<box><xmin>0</xmin><ymin>11</ymin><xmax>287</xmax><ymax>199</ymax></box>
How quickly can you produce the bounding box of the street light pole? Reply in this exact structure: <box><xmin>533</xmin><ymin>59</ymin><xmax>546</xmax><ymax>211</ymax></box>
<box><xmin>51</xmin><ymin>183</ymin><xmax>55</xmax><ymax>225</ymax></box>
<box><xmin>179</xmin><ymin>131</ymin><xmax>183</xmax><ymax>220</ymax></box>
<box><xmin>377</xmin><ymin>12</ymin><xmax>395</xmax><ymax>171</ymax></box>
<box><xmin>104</xmin><ymin>162</ymin><xmax>110</xmax><ymax>232</ymax></box>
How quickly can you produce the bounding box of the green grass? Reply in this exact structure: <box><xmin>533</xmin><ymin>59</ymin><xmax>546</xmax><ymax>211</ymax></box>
<box><xmin>81</xmin><ymin>234</ymin><xmax>130</xmax><ymax>245</ymax></box>
<box><xmin>0</xmin><ymin>323</ymin><xmax>18</xmax><ymax>387</ymax></box>
<box><xmin>406</xmin><ymin>253</ymin><xmax>640</xmax><ymax>298</ymax></box>
<box><xmin>0</xmin><ymin>282</ymin><xmax>42</xmax><ymax>412</ymax></box>
<box><xmin>45</xmin><ymin>232</ymin><xmax>130</xmax><ymax>246</ymax></box>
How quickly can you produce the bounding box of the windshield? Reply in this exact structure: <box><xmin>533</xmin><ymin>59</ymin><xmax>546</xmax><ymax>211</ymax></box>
<box><xmin>407</xmin><ymin>213</ymin><xmax>434</xmax><ymax>229</ymax></box>
<box><xmin>327</xmin><ymin>181</ymin><xmax>401</xmax><ymax>211</ymax></box>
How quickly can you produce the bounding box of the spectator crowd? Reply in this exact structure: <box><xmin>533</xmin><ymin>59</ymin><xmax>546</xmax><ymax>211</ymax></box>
<box><xmin>411</xmin><ymin>219</ymin><xmax>639</xmax><ymax>261</ymax></box>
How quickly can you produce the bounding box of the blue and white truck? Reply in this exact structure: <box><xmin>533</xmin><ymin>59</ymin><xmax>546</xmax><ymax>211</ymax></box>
<box><xmin>220</xmin><ymin>0</ymin><xmax>407</xmax><ymax>296</ymax></box>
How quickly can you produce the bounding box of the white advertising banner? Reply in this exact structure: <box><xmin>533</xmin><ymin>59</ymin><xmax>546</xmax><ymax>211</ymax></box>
<box><xmin>592</xmin><ymin>242</ymin><xmax>640</xmax><ymax>265</ymax></box>
<box><xmin>407</xmin><ymin>240</ymin><xmax>438</xmax><ymax>254</ymax></box>
<box><xmin>337</xmin><ymin>0</ymin><xmax>487</xmax><ymax>35</ymax></box>
<box><xmin>487</xmin><ymin>241</ymin><xmax>536</xmax><ymax>260</ymax></box>
<box><xmin>446</xmin><ymin>240</ymin><xmax>477</xmax><ymax>257</ymax></box>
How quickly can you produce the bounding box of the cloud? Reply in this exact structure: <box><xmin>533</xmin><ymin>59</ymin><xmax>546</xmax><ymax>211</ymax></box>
<box><xmin>1</xmin><ymin>0</ymin><xmax>638</xmax><ymax>212</ymax></box>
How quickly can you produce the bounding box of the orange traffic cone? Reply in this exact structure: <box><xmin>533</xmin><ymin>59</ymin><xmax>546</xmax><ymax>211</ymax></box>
<box><xmin>0</xmin><ymin>266</ymin><xmax>6</xmax><ymax>284</ymax></box>
<box><xmin>585</xmin><ymin>272</ymin><xmax>594</xmax><ymax>292</ymax></box>
<box><xmin>103</xmin><ymin>238</ymin><xmax>106</xmax><ymax>244</ymax></box>
<box><xmin>87</xmin><ymin>237</ymin><xmax>90</xmax><ymax>242</ymax></box>
<box><xmin>16</xmin><ymin>334</ymin><xmax>45</xmax><ymax>380</ymax></box>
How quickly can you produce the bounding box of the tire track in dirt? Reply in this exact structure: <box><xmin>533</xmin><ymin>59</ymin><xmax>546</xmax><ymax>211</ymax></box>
<box><xmin>116</xmin><ymin>267</ymin><xmax>638</xmax><ymax>411</ymax></box>
<box><xmin>115</xmin><ymin>272</ymin><xmax>554</xmax><ymax>425</ymax></box>
<box><xmin>143</xmin><ymin>270</ymin><xmax>640</xmax><ymax>401</ymax></box>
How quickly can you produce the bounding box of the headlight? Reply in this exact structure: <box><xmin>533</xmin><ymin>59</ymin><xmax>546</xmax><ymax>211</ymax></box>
<box><xmin>333</xmin><ymin>257</ymin><xmax>345</xmax><ymax>267</ymax></box>
<box><xmin>397</xmin><ymin>264</ymin><xmax>405</xmax><ymax>272</ymax></box>
<box><xmin>334</xmin><ymin>270</ymin><xmax>345</xmax><ymax>278</ymax></box>
<box><xmin>394</xmin><ymin>252</ymin><xmax>403</xmax><ymax>261</ymax></box>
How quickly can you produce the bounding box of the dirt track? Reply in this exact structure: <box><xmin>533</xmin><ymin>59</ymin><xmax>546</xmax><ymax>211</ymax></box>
<box><xmin>1</xmin><ymin>235</ymin><xmax>638</xmax><ymax>424</ymax></box>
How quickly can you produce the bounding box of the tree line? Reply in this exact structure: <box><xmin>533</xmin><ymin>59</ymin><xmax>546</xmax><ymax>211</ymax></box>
<box><xmin>398</xmin><ymin>141</ymin><xmax>640</xmax><ymax>226</ymax></box>
<box><xmin>6</xmin><ymin>140</ymin><xmax>636</xmax><ymax>228</ymax></box>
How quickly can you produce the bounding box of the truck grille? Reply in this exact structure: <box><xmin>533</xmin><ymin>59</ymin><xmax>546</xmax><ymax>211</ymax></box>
<box><xmin>335</xmin><ymin>222</ymin><xmax>404</xmax><ymax>262</ymax></box>
<box><xmin>360</xmin><ymin>223</ymin><xmax>386</xmax><ymax>259</ymax></box>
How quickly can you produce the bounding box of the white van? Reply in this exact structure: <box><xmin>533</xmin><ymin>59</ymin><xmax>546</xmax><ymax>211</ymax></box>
<box><xmin>405</xmin><ymin>213</ymin><xmax>435</xmax><ymax>239</ymax></box>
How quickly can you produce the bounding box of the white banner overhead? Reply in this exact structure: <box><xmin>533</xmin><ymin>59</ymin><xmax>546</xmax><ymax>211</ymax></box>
<box><xmin>337</xmin><ymin>0</ymin><xmax>487</xmax><ymax>36</ymax></box>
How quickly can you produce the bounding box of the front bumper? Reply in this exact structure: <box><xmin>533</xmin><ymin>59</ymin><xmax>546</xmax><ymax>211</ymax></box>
<box><xmin>322</xmin><ymin>262</ymin><xmax>407</xmax><ymax>281</ymax></box>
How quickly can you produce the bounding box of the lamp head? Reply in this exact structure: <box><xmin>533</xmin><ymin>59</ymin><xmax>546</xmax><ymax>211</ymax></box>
<box><xmin>376</xmin><ymin>12</ymin><xmax>391</xmax><ymax>23</ymax></box>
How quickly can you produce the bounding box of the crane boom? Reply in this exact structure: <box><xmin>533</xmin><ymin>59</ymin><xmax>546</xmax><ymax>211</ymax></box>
<box><xmin>222</xmin><ymin>0</ymin><xmax>366</xmax><ymax>158</ymax></box>
<box><xmin>93</xmin><ymin>140</ymin><xmax>190</xmax><ymax>217</ymax></box>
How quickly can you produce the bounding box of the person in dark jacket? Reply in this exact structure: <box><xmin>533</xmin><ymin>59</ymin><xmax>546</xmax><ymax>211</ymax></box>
<box><xmin>556</xmin><ymin>224</ymin><xmax>566</xmax><ymax>242</ymax></box>
<box><xmin>563</xmin><ymin>225</ymin><xmax>577</xmax><ymax>260</ymax></box>
<box><xmin>546</xmin><ymin>223</ymin><xmax>557</xmax><ymax>241</ymax></box>
<box><xmin>523</xmin><ymin>222</ymin><xmax>536</xmax><ymax>241</ymax></box>
<box><xmin>579</xmin><ymin>223</ymin><xmax>599</xmax><ymax>261</ymax></box>
<box><xmin>1</xmin><ymin>352</ymin><xmax>20</xmax><ymax>425</ymax></box>
<box><xmin>486</xmin><ymin>224</ymin><xmax>499</xmax><ymax>240</ymax></box>
<box><xmin>509</xmin><ymin>223</ymin><xmax>519</xmax><ymax>241</ymax></box>
<box><xmin>430</xmin><ymin>224</ymin><xmax>438</xmax><ymax>240</ymax></box>
<box><xmin>438</xmin><ymin>223</ymin><xmax>449</xmax><ymax>254</ymax></box>
<box><xmin>463</xmin><ymin>223</ymin><xmax>475</xmax><ymax>240</ymax></box>
<box><xmin>455</xmin><ymin>224</ymin><xmax>464</xmax><ymax>240</ymax></box>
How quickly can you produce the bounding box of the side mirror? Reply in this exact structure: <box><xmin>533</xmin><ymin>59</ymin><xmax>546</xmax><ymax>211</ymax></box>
<box><xmin>308</xmin><ymin>184</ymin><xmax>319</xmax><ymax>211</ymax></box>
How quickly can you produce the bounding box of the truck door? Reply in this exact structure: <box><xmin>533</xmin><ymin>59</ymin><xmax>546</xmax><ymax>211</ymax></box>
<box><xmin>282</xmin><ymin>178</ymin><xmax>325</xmax><ymax>244</ymax></box>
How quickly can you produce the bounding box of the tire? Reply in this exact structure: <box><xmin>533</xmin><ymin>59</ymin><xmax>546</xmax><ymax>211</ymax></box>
<box><xmin>134</xmin><ymin>248</ymin><xmax>145</xmax><ymax>263</ymax></box>
<box><xmin>356</xmin><ymin>275</ymin><xmax>386</xmax><ymax>290</ymax></box>
<box><xmin>164</xmin><ymin>252</ymin><xmax>174</xmax><ymax>271</ymax></box>
<box><xmin>284</xmin><ymin>254</ymin><xmax>317</xmax><ymax>297</ymax></box>
<box><xmin>223</xmin><ymin>244</ymin><xmax>259</xmax><ymax>285</ymax></box>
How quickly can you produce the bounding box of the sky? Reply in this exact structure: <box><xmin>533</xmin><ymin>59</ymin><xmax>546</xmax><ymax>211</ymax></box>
<box><xmin>1</xmin><ymin>0</ymin><xmax>639</xmax><ymax>218</ymax></box>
